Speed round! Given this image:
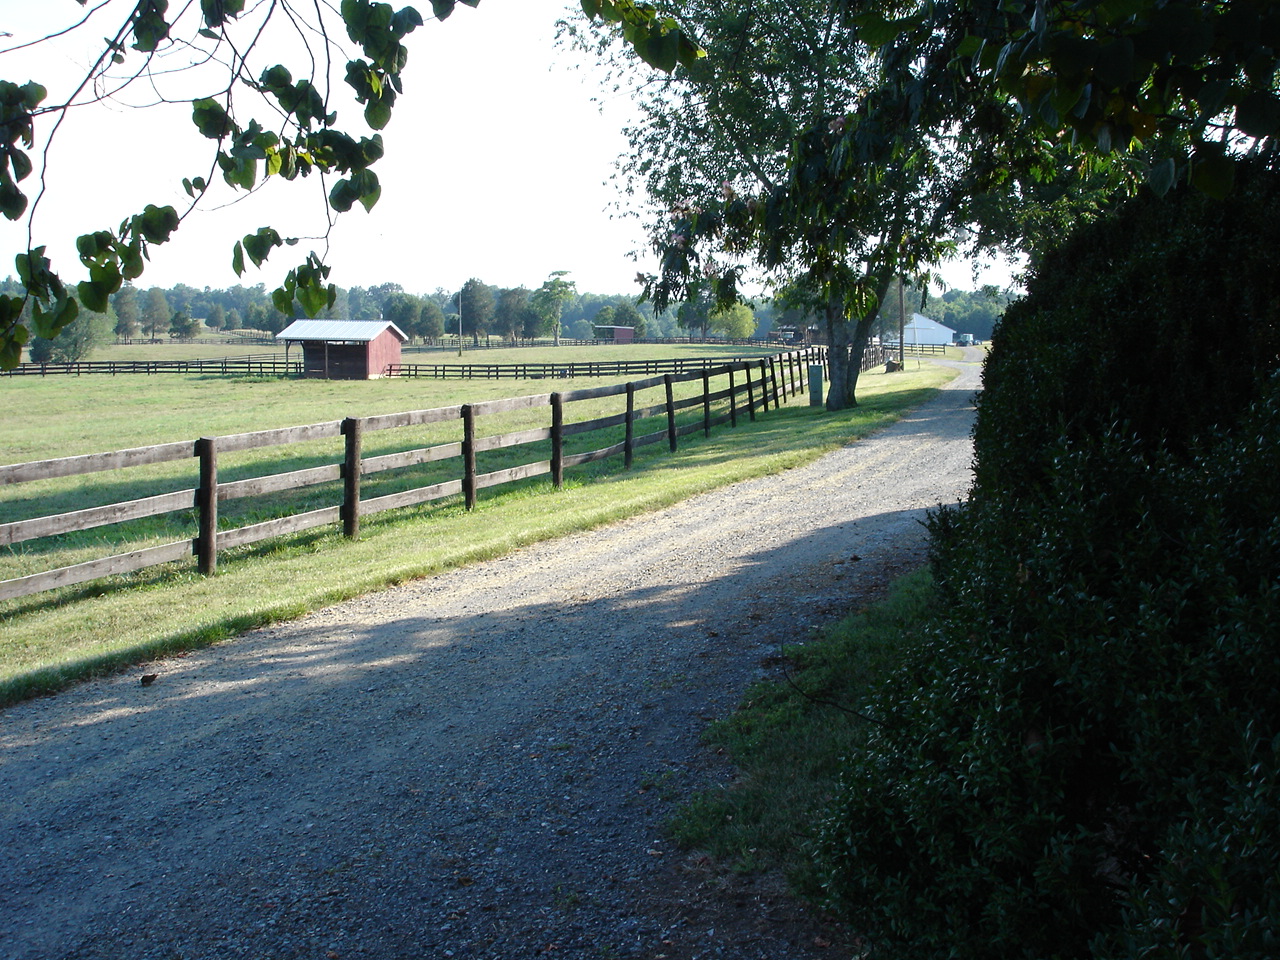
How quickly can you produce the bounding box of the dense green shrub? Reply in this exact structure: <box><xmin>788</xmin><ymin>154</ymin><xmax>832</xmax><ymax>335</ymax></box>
<box><xmin>819</xmin><ymin>166</ymin><xmax>1280</xmax><ymax>958</ymax></box>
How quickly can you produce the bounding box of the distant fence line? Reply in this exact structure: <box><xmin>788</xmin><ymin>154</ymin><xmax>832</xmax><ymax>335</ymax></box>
<box><xmin>1</xmin><ymin>356</ymin><xmax>301</xmax><ymax>377</ymax></box>
<box><xmin>1</xmin><ymin>341</ymin><xmax>913</xmax><ymax>379</ymax></box>
<box><xmin>887</xmin><ymin>342</ymin><xmax>950</xmax><ymax>356</ymax></box>
<box><xmin>0</xmin><ymin>349</ymin><xmax>827</xmax><ymax>602</ymax></box>
<box><xmin>387</xmin><ymin>354</ymin><xmax>791</xmax><ymax>381</ymax></box>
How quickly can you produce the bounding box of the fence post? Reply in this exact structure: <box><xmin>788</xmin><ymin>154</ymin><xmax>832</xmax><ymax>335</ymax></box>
<box><xmin>625</xmin><ymin>382</ymin><xmax>635</xmax><ymax>469</ymax></box>
<box><xmin>343</xmin><ymin>417</ymin><xmax>363</xmax><ymax>538</ymax></box>
<box><xmin>728</xmin><ymin>366</ymin><xmax>737</xmax><ymax>427</ymax></box>
<box><xmin>197</xmin><ymin>436</ymin><xmax>218</xmax><ymax>576</ymax></box>
<box><xmin>745</xmin><ymin>363</ymin><xmax>757</xmax><ymax>421</ymax></box>
<box><xmin>462</xmin><ymin>404</ymin><xmax>478</xmax><ymax>508</ymax></box>
<box><xmin>550</xmin><ymin>393</ymin><xmax>564</xmax><ymax>489</ymax></box>
<box><xmin>760</xmin><ymin>359</ymin><xmax>772</xmax><ymax>412</ymax></box>
<box><xmin>664</xmin><ymin>375</ymin><xmax>678</xmax><ymax>452</ymax></box>
<box><xmin>702</xmin><ymin>370</ymin><xmax>712</xmax><ymax>437</ymax></box>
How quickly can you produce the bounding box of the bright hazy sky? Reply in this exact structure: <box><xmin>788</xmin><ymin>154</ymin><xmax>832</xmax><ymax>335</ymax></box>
<box><xmin>1</xmin><ymin>1</ymin><xmax>1014</xmax><ymax>300</ymax></box>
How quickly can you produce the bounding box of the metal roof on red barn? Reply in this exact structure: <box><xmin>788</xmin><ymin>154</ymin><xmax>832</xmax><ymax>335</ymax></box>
<box><xmin>275</xmin><ymin>319</ymin><xmax>408</xmax><ymax>342</ymax></box>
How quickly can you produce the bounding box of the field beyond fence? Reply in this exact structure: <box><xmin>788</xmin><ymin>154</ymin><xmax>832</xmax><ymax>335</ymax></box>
<box><xmin>1</xmin><ymin>349</ymin><xmax>829</xmax><ymax>602</ymax></box>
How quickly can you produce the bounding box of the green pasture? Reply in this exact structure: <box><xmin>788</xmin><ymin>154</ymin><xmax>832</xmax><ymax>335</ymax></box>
<box><xmin>92</xmin><ymin>338</ymin><xmax>781</xmax><ymax>364</ymax></box>
<box><xmin>0</xmin><ymin>353</ymin><xmax>955</xmax><ymax>705</ymax></box>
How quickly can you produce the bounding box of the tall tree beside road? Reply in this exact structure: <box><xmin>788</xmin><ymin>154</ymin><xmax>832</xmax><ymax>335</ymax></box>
<box><xmin>205</xmin><ymin>303</ymin><xmax>227</xmax><ymax>332</ymax></box>
<box><xmin>382</xmin><ymin>291</ymin><xmax>423</xmax><ymax>340</ymax></box>
<box><xmin>574</xmin><ymin>2</ymin><xmax>1131</xmax><ymax>406</ymax></box>
<box><xmin>418</xmin><ymin>297</ymin><xmax>446</xmax><ymax>342</ymax></box>
<box><xmin>708</xmin><ymin>301</ymin><xmax>756</xmax><ymax>339</ymax></box>
<box><xmin>573</xmin><ymin>1</ymin><xmax>983</xmax><ymax>405</ymax></box>
<box><xmin>112</xmin><ymin>284</ymin><xmax>140</xmax><ymax>340</ymax></box>
<box><xmin>456</xmin><ymin>278</ymin><xmax>495</xmax><ymax>345</ymax></box>
<box><xmin>141</xmin><ymin>287</ymin><xmax>170</xmax><ymax>342</ymax></box>
<box><xmin>531</xmin><ymin>271</ymin><xmax>578</xmax><ymax>346</ymax></box>
<box><xmin>493</xmin><ymin>287</ymin><xmax>534</xmax><ymax>343</ymax></box>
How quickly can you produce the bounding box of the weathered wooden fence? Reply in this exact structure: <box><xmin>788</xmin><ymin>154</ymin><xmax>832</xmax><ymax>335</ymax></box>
<box><xmin>0</xmin><ymin>349</ymin><xmax>825</xmax><ymax>602</ymax></box>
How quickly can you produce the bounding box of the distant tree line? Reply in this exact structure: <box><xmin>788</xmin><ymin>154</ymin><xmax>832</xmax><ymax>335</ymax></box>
<box><xmin>4</xmin><ymin>271</ymin><xmax>1008</xmax><ymax>361</ymax></box>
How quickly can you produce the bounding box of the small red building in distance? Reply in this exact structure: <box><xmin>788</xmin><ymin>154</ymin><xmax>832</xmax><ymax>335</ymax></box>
<box><xmin>276</xmin><ymin>320</ymin><xmax>407</xmax><ymax>379</ymax></box>
<box><xmin>592</xmin><ymin>325</ymin><xmax>636</xmax><ymax>344</ymax></box>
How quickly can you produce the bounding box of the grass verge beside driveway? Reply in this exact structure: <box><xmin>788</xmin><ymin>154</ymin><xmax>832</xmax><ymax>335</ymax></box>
<box><xmin>667</xmin><ymin>568</ymin><xmax>938</xmax><ymax>897</ymax></box>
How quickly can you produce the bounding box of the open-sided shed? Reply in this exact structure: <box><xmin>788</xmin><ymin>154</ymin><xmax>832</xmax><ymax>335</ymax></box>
<box><xmin>592</xmin><ymin>324</ymin><xmax>636</xmax><ymax>344</ymax></box>
<box><xmin>276</xmin><ymin>320</ymin><xmax>407</xmax><ymax>379</ymax></box>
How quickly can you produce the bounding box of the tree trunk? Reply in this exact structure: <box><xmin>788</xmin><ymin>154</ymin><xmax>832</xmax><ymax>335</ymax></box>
<box><xmin>825</xmin><ymin>292</ymin><xmax>851</xmax><ymax>411</ymax></box>
<box><xmin>844</xmin><ymin>313</ymin><xmax>877</xmax><ymax>407</ymax></box>
<box><xmin>829</xmin><ymin>273</ymin><xmax>897</xmax><ymax>409</ymax></box>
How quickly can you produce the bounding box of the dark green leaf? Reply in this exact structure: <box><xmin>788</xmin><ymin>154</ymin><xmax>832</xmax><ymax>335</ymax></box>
<box><xmin>1148</xmin><ymin>158</ymin><xmax>1176</xmax><ymax>197</ymax></box>
<box><xmin>136</xmin><ymin>204</ymin><xmax>180</xmax><ymax>244</ymax></box>
<box><xmin>11</xmin><ymin>149</ymin><xmax>32</xmax><ymax>182</ymax></box>
<box><xmin>192</xmin><ymin>98</ymin><xmax>234</xmax><ymax>139</ymax></box>
<box><xmin>392</xmin><ymin>7</ymin><xmax>424</xmax><ymax>36</ymax></box>
<box><xmin>364</xmin><ymin>95</ymin><xmax>393</xmax><ymax>130</ymax></box>
<box><xmin>232</xmin><ymin>241</ymin><xmax>246</xmax><ymax>277</ymax></box>
<box><xmin>644</xmin><ymin>30</ymin><xmax>678</xmax><ymax>73</ymax></box>
<box><xmin>119</xmin><ymin>241</ymin><xmax>145</xmax><ymax>280</ymax></box>
<box><xmin>242</xmin><ymin>226</ymin><xmax>283</xmax><ymax>267</ymax></box>
<box><xmin>0</xmin><ymin>180</ymin><xmax>28</xmax><ymax>220</ymax></box>
<box><xmin>77</xmin><ymin>278</ymin><xmax>111</xmax><ymax>313</ymax></box>
<box><xmin>130</xmin><ymin>1</ymin><xmax>171</xmax><ymax>52</ymax></box>
<box><xmin>329</xmin><ymin>178</ymin><xmax>359</xmax><ymax>212</ymax></box>
<box><xmin>272</xmin><ymin>286</ymin><xmax>293</xmax><ymax>315</ymax></box>
<box><xmin>19</xmin><ymin>82</ymin><xmax>47</xmax><ymax>109</ymax></box>
<box><xmin>201</xmin><ymin>0</ymin><xmax>245</xmax><ymax>28</ymax></box>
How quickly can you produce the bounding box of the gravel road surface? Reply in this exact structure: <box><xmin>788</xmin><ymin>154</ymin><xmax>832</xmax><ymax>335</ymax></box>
<box><xmin>0</xmin><ymin>353</ymin><xmax>982</xmax><ymax>960</ymax></box>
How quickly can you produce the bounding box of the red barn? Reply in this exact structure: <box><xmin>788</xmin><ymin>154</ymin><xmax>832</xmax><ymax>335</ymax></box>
<box><xmin>592</xmin><ymin>325</ymin><xmax>636</xmax><ymax>344</ymax></box>
<box><xmin>276</xmin><ymin>320</ymin><xmax>407</xmax><ymax>379</ymax></box>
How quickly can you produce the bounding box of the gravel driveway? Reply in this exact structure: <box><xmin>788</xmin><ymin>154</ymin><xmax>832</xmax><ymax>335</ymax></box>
<box><xmin>0</xmin><ymin>353</ymin><xmax>981</xmax><ymax>960</ymax></box>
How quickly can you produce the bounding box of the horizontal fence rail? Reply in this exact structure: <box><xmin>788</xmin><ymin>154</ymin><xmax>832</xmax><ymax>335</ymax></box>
<box><xmin>0</xmin><ymin>349</ymin><xmax>827</xmax><ymax>601</ymax></box>
<box><xmin>1</xmin><ymin>356</ymin><xmax>301</xmax><ymax>377</ymax></box>
<box><xmin>883</xmin><ymin>341</ymin><xmax>950</xmax><ymax>356</ymax></box>
<box><xmin>387</xmin><ymin>354</ymin><xmax>786</xmax><ymax>381</ymax></box>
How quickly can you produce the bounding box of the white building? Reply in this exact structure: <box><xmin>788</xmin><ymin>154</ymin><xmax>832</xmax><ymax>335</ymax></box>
<box><xmin>900</xmin><ymin>313</ymin><xmax>956</xmax><ymax>346</ymax></box>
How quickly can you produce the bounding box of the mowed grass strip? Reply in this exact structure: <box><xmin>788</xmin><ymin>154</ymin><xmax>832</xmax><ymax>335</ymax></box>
<box><xmin>667</xmin><ymin>569</ymin><xmax>938</xmax><ymax>895</ymax></box>
<box><xmin>0</xmin><ymin>357</ymin><xmax>954</xmax><ymax>706</ymax></box>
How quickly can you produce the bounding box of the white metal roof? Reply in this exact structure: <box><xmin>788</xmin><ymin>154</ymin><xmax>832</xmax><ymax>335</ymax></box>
<box><xmin>275</xmin><ymin>320</ymin><xmax>407</xmax><ymax>342</ymax></box>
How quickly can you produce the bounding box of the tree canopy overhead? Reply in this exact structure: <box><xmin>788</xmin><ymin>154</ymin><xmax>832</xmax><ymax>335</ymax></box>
<box><xmin>575</xmin><ymin>0</ymin><xmax>1275</xmax><ymax>402</ymax></box>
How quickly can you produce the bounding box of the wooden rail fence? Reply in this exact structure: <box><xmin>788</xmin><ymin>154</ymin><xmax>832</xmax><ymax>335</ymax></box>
<box><xmin>1</xmin><ymin>356</ymin><xmax>301</xmax><ymax>377</ymax></box>
<box><xmin>387</xmin><ymin>354</ymin><xmax>785</xmax><ymax>381</ymax></box>
<box><xmin>0</xmin><ymin>349</ymin><xmax>827</xmax><ymax>602</ymax></box>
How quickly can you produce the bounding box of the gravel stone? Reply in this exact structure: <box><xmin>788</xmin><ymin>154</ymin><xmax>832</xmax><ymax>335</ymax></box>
<box><xmin>0</xmin><ymin>354</ymin><xmax>981</xmax><ymax>959</ymax></box>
